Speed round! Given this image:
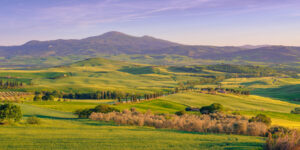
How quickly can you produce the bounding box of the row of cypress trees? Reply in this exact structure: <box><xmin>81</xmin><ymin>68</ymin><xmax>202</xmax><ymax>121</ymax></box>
<box><xmin>33</xmin><ymin>89</ymin><xmax>179</xmax><ymax>102</ymax></box>
<box><xmin>0</xmin><ymin>80</ymin><xmax>24</xmax><ymax>89</ymax></box>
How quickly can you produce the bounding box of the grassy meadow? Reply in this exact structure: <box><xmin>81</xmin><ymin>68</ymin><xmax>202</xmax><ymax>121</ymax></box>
<box><xmin>0</xmin><ymin>103</ymin><xmax>265</xmax><ymax>150</ymax></box>
<box><xmin>0</xmin><ymin>58</ymin><xmax>300</xmax><ymax>149</ymax></box>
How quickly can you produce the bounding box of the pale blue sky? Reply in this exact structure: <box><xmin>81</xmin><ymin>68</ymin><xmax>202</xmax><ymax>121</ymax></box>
<box><xmin>1</xmin><ymin>0</ymin><xmax>300</xmax><ymax>46</ymax></box>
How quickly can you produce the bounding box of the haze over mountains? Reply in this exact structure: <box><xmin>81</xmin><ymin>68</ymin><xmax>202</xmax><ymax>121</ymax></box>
<box><xmin>0</xmin><ymin>31</ymin><xmax>299</xmax><ymax>63</ymax></box>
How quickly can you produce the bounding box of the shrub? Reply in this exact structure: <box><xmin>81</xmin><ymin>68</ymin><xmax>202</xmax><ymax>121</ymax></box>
<box><xmin>26</xmin><ymin>116</ymin><xmax>41</xmax><ymax>124</ymax></box>
<box><xmin>185</xmin><ymin>107</ymin><xmax>200</xmax><ymax>111</ymax></box>
<box><xmin>42</xmin><ymin>95</ymin><xmax>54</xmax><ymax>101</ymax></box>
<box><xmin>0</xmin><ymin>103</ymin><xmax>22</xmax><ymax>123</ymax></box>
<box><xmin>266</xmin><ymin>129</ymin><xmax>300</xmax><ymax>150</ymax></box>
<box><xmin>90</xmin><ymin>110</ymin><xmax>268</xmax><ymax>136</ymax></box>
<box><xmin>74</xmin><ymin>104</ymin><xmax>119</xmax><ymax>118</ymax></box>
<box><xmin>74</xmin><ymin>108</ymin><xmax>93</xmax><ymax>118</ymax></box>
<box><xmin>268</xmin><ymin>126</ymin><xmax>290</xmax><ymax>135</ymax></box>
<box><xmin>200</xmin><ymin>103</ymin><xmax>223</xmax><ymax>114</ymax></box>
<box><xmin>249</xmin><ymin>114</ymin><xmax>272</xmax><ymax>126</ymax></box>
<box><xmin>291</xmin><ymin>107</ymin><xmax>300</xmax><ymax>114</ymax></box>
<box><xmin>33</xmin><ymin>95</ymin><xmax>42</xmax><ymax>101</ymax></box>
<box><xmin>232</xmin><ymin>112</ymin><xmax>241</xmax><ymax>115</ymax></box>
<box><xmin>93</xmin><ymin>104</ymin><xmax>119</xmax><ymax>113</ymax></box>
<box><xmin>175</xmin><ymin>110</ymin><xmax>186</xmax><ymax>116</ymax></box>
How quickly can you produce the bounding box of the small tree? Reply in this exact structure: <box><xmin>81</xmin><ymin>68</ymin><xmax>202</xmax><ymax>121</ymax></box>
<box><xmin>92</xmin><ymin>104</ymin><xmax>119</xmax><ymax>113</ymax></box>
<box><xmin>0</xmin><ymin>103</ymin><xmax>22</xmax><ymax>123</ymax></box>
<box><xmin>249</xmin><ymin>114</ymin><xmax>271</xmax><ymax>126</ymax></box>
<box><xmin>210</xmin><ymin>103</ymin><xmax>223</xmax><ymax>112</ymax></box>
<box><xmin>74</xmin><ymin>104</ymin><xmax>119</xmax><ymax>118</ymax></box>
<box><xmin>291</xmin><ymin>107</ymin><xmax>300</xmax><ymax>114</ymax></box>
<box><xmin>200</xmin><ymin>103</ymin><xmax>223</xmax><ymax>114</ymax></box>
<box><xmin>33</xmin><ymin>95</ymin><xmax>42</xmax><ymax>101</ymax></box>
<box><xmin>74</xmin><ymin>108</ymin><xmax>93</xmax><ymax>118</ymax></box>
<box><xmin>175</xmin><ymin>110</ymin><xmax>186</xmax><ymax>116</ymax></box>
<box><xmin>42</xmin><ymin>95</ymin><xmax>54</xmax><ymax>101</ymax></box>
<box><xmin>26</xmin><ymin>116</ymin><xmax>41</xmax><ymax>124</ymax></box>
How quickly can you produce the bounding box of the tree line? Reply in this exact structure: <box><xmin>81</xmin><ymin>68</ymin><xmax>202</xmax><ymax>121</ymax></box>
<box><xmin>206</xmin><ymin>64</ymin><xmax>277</xmax><ymax>77</ymax></box>
<box><xmin>0</xmin><ymin>80</ymin><xmax>25</xmax><ymax>89</ymax></box>
<box><xmin>33</xmin><ymin>89</ymin><xmax>178</xmax><ymax>102</ymax></box>
<box><xmin>169</xmin><ymin>64</ymin><xmax>280</xmax><ymax>78</ymax></box>
<box><xmin>199</xmin><ymin>87</ymin><xmax>250</xmax><ymax>95</ymax></box>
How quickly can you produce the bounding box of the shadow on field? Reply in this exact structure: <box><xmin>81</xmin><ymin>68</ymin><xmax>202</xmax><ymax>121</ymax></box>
<box><xmin>24</xmin><ymin>114</ymin><xmax>77</xmax><ymax>120</ymax></box>
<box><xmin>80</xmin><ymin>120</ymin><xmax>118</xmax><ymax>126</ymax></box>
<box><xmin>24</xmin><ymin>114</ymin><xmax>119</xmax><ymax>127</ymax></box>
<box><xmin>252</xmin><ymin>84</ymin><xmax>300</xmax><ymax>104</ymax></box>
<box><xmin>241</xmin><ymin>81</ymin><xmax>268</xmax><ymax>86</ymax></box>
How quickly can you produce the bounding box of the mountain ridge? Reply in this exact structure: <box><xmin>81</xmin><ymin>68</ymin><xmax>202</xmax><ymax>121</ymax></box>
<box><xmin>0</xmin><ymin>31</ymin><xmax>299</xmax><ymax>63</ymax></box>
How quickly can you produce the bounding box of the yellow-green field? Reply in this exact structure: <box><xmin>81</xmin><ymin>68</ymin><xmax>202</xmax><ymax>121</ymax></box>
<box><xmin>0</xmin><ymin>58</ymin><xmax>205</xmax><ymax>93</ymax></box>
<box><xmin>28</xmin><ymin>91</ymin><xmax>300</xmax><ymax>129</ymax></box>
<box><xmin>0</xmin><ymin>103</ymin><xmax>265</xmax><ymax>150</ymax></box>
<box><xmin>1</xmin><ymin>58</ymin><xmax>300</xmax><ymax>149</ymax></box>
<box><xmin>165</xmin><ymin>92</ymin><xmax>300</xmax><ymax>128</ymax></box>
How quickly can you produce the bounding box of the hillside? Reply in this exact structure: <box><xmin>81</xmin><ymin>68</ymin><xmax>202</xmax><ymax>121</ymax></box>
<box><xmin>0</xmin><ymin>58</ymin><xmax>297</xmax><ymax>93</ymax></box>
<box><xmin>208</xmin><ymin>46</ymin><xmax>300</xmax><ymax>63</ymax></box>
<box><xmin>1</xmin><ymin>58</ymin><xmax>300</xmax><ymax>150</ymax></box>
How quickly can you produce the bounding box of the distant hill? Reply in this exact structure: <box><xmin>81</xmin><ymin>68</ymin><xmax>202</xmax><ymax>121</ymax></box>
<box><xmin>0</xmin><ymin>31</ymin><xmax>299</xmax><ymax>63</ymax></box>
<box><xmin>207</xmin><ymin>46</ymin><xmax>300</xmax><ymax>63</ymax></box>
<box><xmin>239</xmin><ymin>45</ymin><xmax>269</xmax><ymax>49</ymax></box>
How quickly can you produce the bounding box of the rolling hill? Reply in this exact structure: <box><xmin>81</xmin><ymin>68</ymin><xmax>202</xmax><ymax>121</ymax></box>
<box><xmin>207</xmin><ymin>46</ymin><xmax>300</xmax><ymax>63</ymax></box>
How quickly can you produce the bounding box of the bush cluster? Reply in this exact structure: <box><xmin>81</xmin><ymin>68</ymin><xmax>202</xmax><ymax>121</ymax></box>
<box><xmin>266</xmin><ymin>126</ymin><xmax>300</xmax><ymax>150</ymax></box>
<box><xmin>26</xmin><ymin>116</ymin><xmax>41</xmax><ymax>124</ymax></box>
<box><xmin>0</xmin><ymin>103</ymin><xmax>22</xmax><ymax>123</ymax></box>
<box><xmin>291</xmin><ymin>107</ymin><xmax>300</xmax><ymax>114</ymax></box>
<box><xmin>175</xmin><ymin>110</ymin><xmax>186</xmax><ymax>116</ymax></box>
<box><xmin>90</xmin><ymin>109</ymin><xmax>267</xmax><ymax>136</ymax></box>
<box><xmin>249</xmin><ymin>114</ymin><xmax>272</xmax><ymax>126</ymax></box>
<box><xmin>74</xmin><ymin>104</ymin><xmax>119</xmax><ymax>118</ymax></box>
<box><xmin>200</xmin><ymin>103</ymin><xmax>223</xmax><ymax>114</ymax></box>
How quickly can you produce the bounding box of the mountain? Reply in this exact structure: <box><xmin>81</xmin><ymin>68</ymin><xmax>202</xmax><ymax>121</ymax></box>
<box><xmin>0</xmin><ymin>31</ymin><xmax>243</xmax><ymax>58</ymax></box>
<box><xmin>0</xmin><ymin>31</ymin><xmax>180</xmax><ymax>57</ymax></box>
<box><xmin>0</xmin><ymin>31</ymin><xmax>299</xmax><ymax>63</ymax></box>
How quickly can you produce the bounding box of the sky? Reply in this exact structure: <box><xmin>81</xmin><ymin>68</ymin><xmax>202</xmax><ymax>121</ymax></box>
<box><xmin>1</xmin><ymin>0</ymin><xmax>300</xmax><ymax>46</ymax></box>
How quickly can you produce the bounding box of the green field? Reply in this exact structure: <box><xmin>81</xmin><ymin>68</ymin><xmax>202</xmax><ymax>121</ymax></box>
<box><xmin>27</xmin><ymin>91</ymin><xmax>300</xmax><ymax>128</ymax></box>
<box><xmin>158</xmin><ymin>92</ymin><xmax>300</xmax><ymax>128</ymax></box>
<box><xmin>1</xmin><ymin>58</ymin><xmax>300</xmax><ymax>149</ymax></box>
<box><xmin>0</xmin><ymin>103</ymin><xmax>265</xmax><ymax>150</ymax></box>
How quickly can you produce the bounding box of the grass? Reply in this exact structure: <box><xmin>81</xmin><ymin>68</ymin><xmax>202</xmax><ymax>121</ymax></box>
<box><xmin>160</xmin><ymin>92</ymin><xmax>299</xmax><ymax>113</ymax></box>
<box><xmin>0</xmin><ymin>103</ymin><xmax>266</xmax><ymax>150</ymax></box>
<box><xmin>27</xmin><ymin>99</ymin><xmax>186</xmax><ymax>114</ymax></box>
<box><xmin>119</xmin><ymin>66</ymin><xmax>157</xmax><ymax>74</ymax></box>
<box><xmin>114</xmin><ymin>99</ymin><xmax>187</xmax><ymax>113</ymax></box>
<box><xmin>0</xmin><ymin>57</ymin><xmax>299</xmax><ymax>149</ymax></box>
<box><xmin>25</xmin><ymin>100</ymin><xmax>114</xmax><ymax>112</ymax></box>
<box><xmin>218</xmin><ymin>77</ymin><xmax>300</xmax><ymax>102</ymax></box>
<box><xmin>240</xmin><ymin>111</ymin><xmax>300</xmax><ymax>129</ymax></box>
<box><xmin>23</xmin><ymin>90</ymin><xmax>300</xmax><ymax>128</ymax></box>
<box><xmin>0</xmin><ymin>126</ymin><xmax>265</xmax><ymax>150</ymax></box>
<box><xmin>158</xmin><ymin>92</ymin><xmax>300</xmax><ymax>128</ymax></box>
<box><xmin>252</xmin><ymin>84</ymin><xmax>300</xmax><ymax>101</ymax></box>
<box><xmin>0</xmin><ymin>58</ymin><xmax>216</xmax><ymax>93</ymax></box>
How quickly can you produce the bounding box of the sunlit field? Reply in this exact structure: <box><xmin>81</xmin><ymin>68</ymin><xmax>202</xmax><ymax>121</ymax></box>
<box><xmin>0</xmin><ymin>103</ymin><xmax>265</xmax><ymax>150</ymax></box>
